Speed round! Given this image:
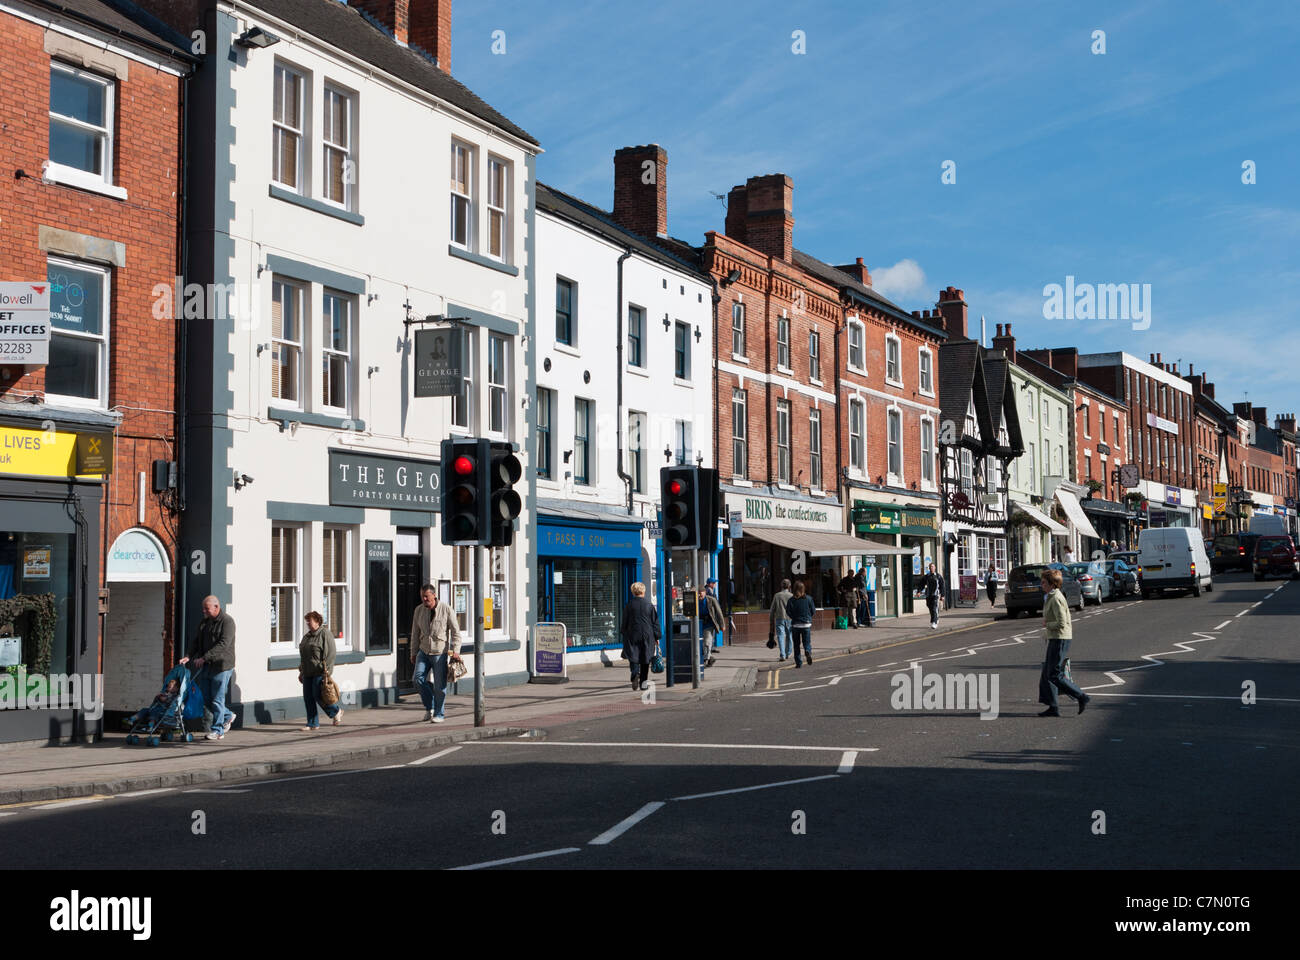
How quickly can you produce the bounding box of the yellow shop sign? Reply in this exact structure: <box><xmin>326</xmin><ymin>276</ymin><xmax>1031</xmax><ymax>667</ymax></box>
<box><xmin>0</xmin><ymin>425</ymin><xmax>104</xmax><ymax>479</ymax></box>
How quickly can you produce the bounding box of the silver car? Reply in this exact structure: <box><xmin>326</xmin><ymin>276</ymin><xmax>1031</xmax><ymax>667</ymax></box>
<box><xmin>1066</xmin><ymin>561</ymin><xmax>1112</xmax><ymax>605</ymax></box>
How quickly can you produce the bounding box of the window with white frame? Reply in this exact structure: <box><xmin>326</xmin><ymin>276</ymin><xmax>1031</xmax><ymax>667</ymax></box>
<box><xmin>321</xmin><ymin>290</ymin><xmax>351</xmax><ymax>414</ymax></box>
<box><xmin>627</xmin><ymin>305</ymin><xmax>645</xmax><ymax>367</ymax></box>
<box><xmin>777</xmin><ymin>400</ymin><xmax>791</xmax><ymax>482</ymax></box>
<box><xmin>885</xmin><ymin>334</ymin><xmax>902</xmax><ymax>385</ymax></box>
<box><xmin>488</xmin><ymin>333</ymin><xmax>510</xmax><ymax>437</ymax></box>
<box><xmin>961</xmin><ymin>448</ymin><xmax>974</xmax><ymax>496</ymax></box>
<box><xmin>732</xmin><ymin>389</ymin><xmax>748</xmax><ymax>476</ymax></box>
<box><xmin>958</xmin><ymin>535</ymin><xmax>971</xmax><ymax>574</ymax></box>
<box><xmin>1027</xmin><ymin>389</ymin><xmax>1036</xmax><ymax>420</ymax></box>
<box><xmin>629</xmin><ymin>411</ymin><xmax>645</xmax><ymax>493</ymax></box>
<box><xmin>674</xmin><ymin>321</ymin><xmax>691</xmax><ymax>380</ymax></box>
<box><xmin>488</xmin><ymin>546</ymin><xmax>508</xmax><ymax>633</ymax></box>
<box><xmin>921</xmin><ymin>417</ymin><xmax>935</xmax><ymax>486</ymax></box>
<box><xmin>450</xmin><ymin>140</ymin><xmax>474</xmax><ymax>249</ymax></box>
<box><xmin>487</xmin><ymin>156</ymin><xmax>509</xmax><ymax>261</ymax></box>
<box><xmin>322</xmin><ymin>526</ymin><xmax>350</xmax><ymax>648</ymax></box>
<box><xmin>1058</xmin><ymin>407</ymin><xmax>1064</xmax><ymax>432</ymax></box>
<box><xmin>674</xmin><ymin>420</ymin><xmax>691</xmax><ymax>466</ymax></box>
<box><xmin>574</xmin><ymin>398</ymin><xmax>591</xmax><ymax>484</ymax></box>
<box><xmin>978</xmin><ymin>536</ymin><xmax>991</xmax><ymax>575</ymax></box>
<box><xmin>271</xmin><ymin>278</ymin><xmax>304</xmax><ymax>406</ymax></box>
<box><xmin>809</xmin><ymin>409</ymin><xmax>822</xmax><ymax>489</ymax></box>
<box><xmin>809</xmin><ymin>330</ymin><xmax>821</xmax><ymax>381</ymax></box>
<box><xmin>731</xmin><ymin>302</ymin><xmax>745</xmax><ymax>356</ymax></box>
<box><xmin>45</xmin><ymin>258</ymin><xmax>109</xmax><ymax>406</ymax></box>
<box><xmin>1043</xmin><ymin>439</ymin><xmax>1049</xmax><ymax>477</ymax></box>
<box><xmin>1025</xmin><ymin>443</ymin><xmax>1035</xmax><ymax>492</ymax></box>
<box><xmin>536</xmin><ymin>387</ymin><xmax>553</xmax><ymax>480</ymax></box>
<box><xmin>887</xmin><ymin>408</ymin><xmax>902</xmax><ymax>479</ymax></box>
<box><xmin>919</xmin><ymin>348</ymin><xmax>934</xmax><ymax>395</ymax></box>
<box><xmin>451</xmin><ymin>327</ymin><xmax>474</xmax><ymax>430</ymax></box>
<box><xmin>849</xmin><ymin>398</ymin><xmax>866</xmax><ymax>472</ymax></box>
<box><xmin>270</xmin><ymin>524</ymin><xmax>300</xmax><ymax>644</ymax></box>
<box><xmin>451</xmin><ymin>547</ymin><xmax>471</xmax><ymax>635</ymax></box>
<box><xmin>847</xmin><ymin>320</ymin><xmax>865</xmax><ymax>372</ymax></box>
<box><xmin>322</xmin><ymin>85</ymin><xmax>353</xmax><ymax>208</ymax></box>
<box><xmin>777</xmin><ymin>317</ymin><xmax>791</xmax><ymax>370</ymax></box>
<box><xmin>49</xmin><ymin>62</ymin><xmax>114</xmax><ymax>187</ymax></box>
<box><xmin>272</xmin><ymin>62</ymin><xmax>305</xmax><ymax>191</ymax></box>
<box><xmin>1041</xmin><ymin>397</ymin><xmax>1048</xmax><ymax>422</ymax></box>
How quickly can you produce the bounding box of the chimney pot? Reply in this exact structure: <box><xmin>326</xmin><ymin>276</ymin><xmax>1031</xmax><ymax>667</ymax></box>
<box><xmin>935</xmin><ymin>285</ymin><xmax>968</xmax><ymax>338</ymax></box>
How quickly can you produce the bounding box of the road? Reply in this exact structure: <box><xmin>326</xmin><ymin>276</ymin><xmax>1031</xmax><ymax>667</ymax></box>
<box><xmin>5</xmin><ymin>573</ymin><xmax>1297</xmax><ymax>869</ymax></box>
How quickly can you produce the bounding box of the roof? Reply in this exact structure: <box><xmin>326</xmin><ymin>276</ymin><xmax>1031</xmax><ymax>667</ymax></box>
<box><xmin>790</xmin><ymin>249</ymin><xmax>948</xmax><ymax>340</ymax></box>
<box><xmin>250</xmin><ymin>0</ymin><xmax>537</xmax><ymax>145</ymax></box>
<box><xmin>536</xmin><ymin>183</ymin><xmax>707</xmax><ymax>279</ymax></box>
<box><xmin>34</xmin><ymin>0</ymin><xmax>196</xmax><ymax>59</ymax></box>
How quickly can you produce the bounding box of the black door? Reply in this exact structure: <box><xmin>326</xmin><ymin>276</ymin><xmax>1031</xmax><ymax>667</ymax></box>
<box><xmin>395</xmin><ymin>554</ymin><xmax>423</xmax><ymax>689</ymax></box>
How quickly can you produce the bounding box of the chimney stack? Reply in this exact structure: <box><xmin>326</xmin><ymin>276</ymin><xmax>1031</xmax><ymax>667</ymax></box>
<box><xmin>835</xmin><ymin>257</ymin><xmax>872</xmax><ymax>287</ymax></box>
<box><xmin>353</xmin><ymin>0</ymin><xmax>411</xmax><ymax>46</ymax></box>
<box><xmin>410</xmin><ymin>0</ymin><xmax>452</xmax><ymax>71</ymax></box>
<box><xmin>936</xmin><ymin>286</ymin><xmax>968</xmax><ymax>339</ymax></box>
<box><xmin>741</xmin><ymin>174</ymin><xmax>795</xmax><ymax>261</ymax></box>
<box><xmin>613</xmin><ymin>145</ymin><xmax>668</xmax><ymax>238</ymax></box>
<box><xmin>1276</xmin><ymin>414</ymin><xmax>1297</xmax><ymax>434</ymax></box>
<box><xmin>724</xmin><ymin>184</ymin><xmax>748</xmax><ymax>243</ymax></box>
<box><xmin>991</xmin><ymin>321</ymin><xmax>1016</xmax><ymax>362</ymax></box>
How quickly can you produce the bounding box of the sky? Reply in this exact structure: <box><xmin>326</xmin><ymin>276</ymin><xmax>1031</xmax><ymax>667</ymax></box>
<box><xmin>451</xmin><ymin>0</ymin><xmax>1299</xmax><ymax>421</ymax></box>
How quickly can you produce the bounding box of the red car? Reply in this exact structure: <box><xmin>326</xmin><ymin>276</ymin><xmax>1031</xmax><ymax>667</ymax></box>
<box><xmin>1253</xmin><ymin>536</ymin><xmax>1300</xmax><ymax>581</ymax></box>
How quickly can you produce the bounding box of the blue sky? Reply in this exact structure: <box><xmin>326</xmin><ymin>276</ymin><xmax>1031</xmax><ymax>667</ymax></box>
<box><xmin>453</xmin><ymin>0</ymin><xmax>1298</xmax><ymax>420</ymax></box>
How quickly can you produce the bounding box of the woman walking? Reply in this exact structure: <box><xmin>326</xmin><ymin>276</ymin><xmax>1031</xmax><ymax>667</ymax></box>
<box><xmin>1038</xmin><ymin>568</ymin><xmax>1091</xmax><ymax>717</ymax></box>
<box><xmin>620</xmin><ymin>581</ymin><xmax>661</xmax><ymax>692</ymax></box>
<box><xmin>986</xmin><ymin>561</ymin><xmax>999</xmax><ymax>607</ymax></box>
<box><xmin>298</xmin><ymin>612</ymin><xmax>342</xmax><ymax>731</ymax></box>
<box><xmin>787</xmin><ymin>580</ymin><xmax>816</xmax><ymax>668</ymax></box>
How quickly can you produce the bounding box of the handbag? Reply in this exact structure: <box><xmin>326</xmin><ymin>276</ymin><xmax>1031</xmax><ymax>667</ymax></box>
<box><xmin>449</xmin><ymin>653</ymin><xmax>468</xmax><ymax>682</ymax></box>
<box><xmin>650</xmin><ymin>651</ymin><xmax>665</xmax><ymax>673</ymax></box>
<box><xmin>320</xmin><ymin>671</ymin><xmax>340</xmax><ymax>706</ymax></box>
<box><xmin>1062</xmin><ymin>658</ymin><xmax>1073</xmax><ymax>684</ymax></box>
<box><xmin>766</xmin><ymin>627</ymin><xmax>776</xmax><ymax>649</ymax></box>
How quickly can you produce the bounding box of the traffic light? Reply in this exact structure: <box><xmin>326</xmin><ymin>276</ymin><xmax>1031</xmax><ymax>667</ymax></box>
<box><xmin>441</xmin><ymin>438</ymin><xmax>488</xmax><ymax>546</ymax></box>
<box><xmin>661</xmin><ymin>465</ymin><xmax>702</xmax><ymax>548</ymax></box>
<box><xmin>488</xmin><ymin>441</ymin><xmax>523</xmax><ymax>547</ymax></box>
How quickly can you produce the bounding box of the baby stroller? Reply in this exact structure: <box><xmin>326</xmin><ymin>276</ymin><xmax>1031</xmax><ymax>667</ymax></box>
<box><xmin>124</xmin><ymin>662</ymin><xmax>204</xmax><ymax>746</ymax></box>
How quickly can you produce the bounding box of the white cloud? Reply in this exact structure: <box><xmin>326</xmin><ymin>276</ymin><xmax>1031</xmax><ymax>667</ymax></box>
<box><xmin>870</xmin><ymin>259</ymin><xmax>928</xmax><ymax>301</ymax></box>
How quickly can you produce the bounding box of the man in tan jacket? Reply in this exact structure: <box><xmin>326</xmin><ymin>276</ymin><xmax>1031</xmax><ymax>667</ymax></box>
<box><xmin>410</xmin><ymin>584</ymin><xmax>462</xmax><ymax>722</ymax></box>
<box><xmin>1038</xmin><ymin>568</ymin><xmax>1091</xmax><ymax>717</ymax></box>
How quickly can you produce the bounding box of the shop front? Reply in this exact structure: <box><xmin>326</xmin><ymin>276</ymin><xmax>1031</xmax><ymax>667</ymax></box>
<box><xmin>851</xmin><ymin>501</ymin><xmax>942</xmax><ymax>618</ymax></box>
<box><xmin>536</xmin><ymin>505</ymin><xmax>643</xmax><ymax>665</ymax></box>
<box><xmin>1143</xmin><ymin>482</ymin><xmax>1196</xmax><ymax>529</ymax></box>
<box><xmin>1080</xmin><ymin>497</ymin><xmax>1131</xmax><ymax>552</ymax></box>
<box><xmin>0</xmin><ymin>418</ymin><xmax>109</xmax><ymax>744</ymax></box>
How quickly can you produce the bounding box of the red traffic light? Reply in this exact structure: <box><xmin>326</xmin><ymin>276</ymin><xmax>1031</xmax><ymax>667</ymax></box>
<box><xmin>668</xmin><ymin>479</ymin><xmax>684</xmax><ymax>496</ymax></box>
<box><xmin>453</xmin><ymin>455</ymin><xmax>475</xmax><ymax>476</ymax></box>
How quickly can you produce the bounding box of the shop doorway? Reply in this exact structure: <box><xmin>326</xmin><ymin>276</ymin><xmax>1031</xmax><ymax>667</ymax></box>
<box><xmin>395</xmin><ymin>528</ymin><xmax>424</xmax><ymax>690</ymax></box>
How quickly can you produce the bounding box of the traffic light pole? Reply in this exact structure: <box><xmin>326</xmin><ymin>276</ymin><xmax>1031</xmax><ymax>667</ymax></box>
<box><xmin>691</xmin><ymin>549</ymin><xmax>702</xmax><ymax>690</ymax></box>
<box><xmin>474</xmin><ymin>545</ymin><xmax>485</xmax><ymax>727</ymax></box>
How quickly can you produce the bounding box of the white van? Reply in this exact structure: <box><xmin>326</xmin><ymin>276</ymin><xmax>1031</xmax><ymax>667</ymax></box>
<box><xmin>1248</xmin><ymin>515</ymin><xmax>1286</xmax><ymax>537</ymax></box>
<box><xmin>1138</xmin><ymin>527</ymin><xmax>1213</xmax><ymax>598</ymax></box>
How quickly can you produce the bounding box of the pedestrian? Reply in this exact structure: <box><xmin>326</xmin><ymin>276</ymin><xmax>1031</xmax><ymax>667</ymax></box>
<box><xmin>297</xmin><ymin>611</ymin><xmax>342</xmax><ymax>731</ymax></box>
<box><xmin>1062</xmin><ymin>543</ymin><xmax>1075</xmax><ymax>564</ymax></box>
<box><xmin>837</xmin><ymin>572</ymin><xmax>860</xmax><ymax>628</ymax></box>
<box><xmin>410</xmin><ymin>583</ymin><xmax>462</xmax><ymax>723</ymax></box>
<box><xmin>1039</xmin><ymin>567</ymin><xmax>1091</xmax><ymax>717</ymax></box>
<box><xmin>854</xmin><ymin>566</ymin><xmax>869</xmax><ymax>626</ymax></box>
<box><xmin>1108</xmin><ymin>539</ymin><xmax>1119</xmax><ymax>556</ymax></box>
<box><xmin>770</xmin><ymin>578</ymin><xmax>794</xmax><ymax>660</ymax></box>
<box><xmin>921</xmin><ymin>563</ymin><xmax>944</xmax><ymax>629</ymax></box>
<box><xmin>621</xmin><ymin>581</ymin><xmax>661</xmax><ymax>691</ymax></box>
<box><xmin>787</xmin><ymin>580</ymin><xmax>816</xmax><ymax>668</ymax></box>
<box><xmin>699</xmin><ymin>578</ymin><xmax>725</xmax><ymax>667</ymax></box>
<box><xmin>986</xmin><ymin>561</ymin><xmax>999</xmax><ymax>607</ymax></box>
<box><xmin>180</xmin><ymin>595</ymin><xmax>236</xmax><ymax>741</ymax></box>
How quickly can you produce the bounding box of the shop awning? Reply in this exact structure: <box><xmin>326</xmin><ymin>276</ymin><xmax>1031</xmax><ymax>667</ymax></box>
<box><xmin>1012</xmin><ymin>501</ymin><xmax>1068</xmax><ymax>536</ymax></box>
<box><xmin>744</xmin><ymin>527</ymin><xmax>916</xmax><ymax>557</ymax></box>
<box><xmin>1054</xmin><ymin>488</ymin><xmax>1101</xmax><ymax>540</ymax></box>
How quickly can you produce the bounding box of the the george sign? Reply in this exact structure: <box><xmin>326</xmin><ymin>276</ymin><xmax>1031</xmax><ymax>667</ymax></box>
<box><xmin>533</xmin><ymin>622</ymin><xmax>567</xmax><ymax>679</ymax></box>
<box><xmin>75</xmin><ymin>432</ymin><xmax>113</xmax><ymax>474</ymax></box>
<box><xmin>106</xmin><ymin>528</ymin><xmax>170</xmax><ymax>582</ymax></box>
<box><xmin>413</xmin><ymin>327</ymin><xmax>463</xmax><ymax>398</ymax></box>
<box><xmin>329</xmin><ymin>449</ymin><xmax>440</xmax><ymax>510</ymax></box>
<box><xmin>0</xmin><ymin>282</ymin><xmax>52</xmax><ymax>364</ymax></box>
<box><xmin>23</xmin><ymin>546</ymin><xmax>52</xmax><ymax>579</ymax></box>
<box><xmin>365</xmin><ymin>540</ymin><xmax>392</xmax><ymax>653</ymax></box>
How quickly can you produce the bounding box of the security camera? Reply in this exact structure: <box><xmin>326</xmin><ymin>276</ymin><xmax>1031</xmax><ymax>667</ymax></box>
<box><xmin>233</xmin><ymin>472</ymin><xmax>255</xmax><ymax>490</ymax></box>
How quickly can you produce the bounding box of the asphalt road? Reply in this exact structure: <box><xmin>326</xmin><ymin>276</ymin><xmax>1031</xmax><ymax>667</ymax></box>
<box><xmin>5</xmin><ymin>573</ymin><xmax>1297</xmax><ymax>869</ymax></box>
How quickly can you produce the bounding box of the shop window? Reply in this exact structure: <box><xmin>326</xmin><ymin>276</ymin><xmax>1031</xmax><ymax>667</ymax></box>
<box><xmin>271</xmin><ymin>524</ymin><xmax>301</xmax><ymax>644</ymax></box>
<box><xmin>553</xmin><ymin>558</ymin><xmax>620</xmax><ymax>646</ymax></box>
<box><xmin>0</xmin><ymin>531</ymin><xmax>76</xmax><ymax>676</ymax></box>
<box><xmin>322</xmin><ymin>526</ymin><xmax>350</xmax><ymax>650</ymax></box>
<box><xmin>46</xmin><ymin>259</ymin><xmax>109</xmax><ymax>407</ymax></box>
<box><xmin>452</xmin><ymin>546</ymin><xmax>471</xmax><ymax>635</ymax></box>
<box><xmin>957</xmin><ymin>536</ymin><xmax>971</xmax><ymax>574</ymax></box>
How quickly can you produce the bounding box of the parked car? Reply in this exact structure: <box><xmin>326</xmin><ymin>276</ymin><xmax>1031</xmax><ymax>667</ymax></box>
<box><xmin>1066</xmin><ymin>561</ymin><xmax>1112</xmax><ymax>604</ymax></box>
<box><xmin>1105</xmin><ymin>559</ymin><xmax>1139</xmax><ymax>597</ymax></box>
<box><xmin>1108</xmin><ymin>549</ymin><xmax>1139</xmax><ymax>566</ymax></box>
<box><xmin>1212</xmin><ymin>533</ymin><xmax>1261</xmax><ymax>573</ymax></box>
<box><xmin>1253</xmin><ymin>535</ymin><xmax>1300</xmax><ymax>581</ymax></box>
<box><xmin>1004</xmin><ymin>563</ymin><xmax>1085</xmax><ymax>617</ymax></box>
<box><xmin>1138</xmin><ymin>527</ymin><xmax>1213</xmax><ymax>598</ymax></box>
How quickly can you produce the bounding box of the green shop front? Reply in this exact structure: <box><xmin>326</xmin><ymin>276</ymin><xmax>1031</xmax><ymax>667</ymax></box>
<box><xmin>852</xmin><ymin>501</ymin><xmax>942</xmax><ymax>618</ymax></box>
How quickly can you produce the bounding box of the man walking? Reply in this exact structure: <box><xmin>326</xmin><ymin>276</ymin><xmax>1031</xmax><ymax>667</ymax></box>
<box><xmin>410</xmin><ymin>584</ymin><xmax>462</xmax><ymax>722</ymax></box>
<box><xmin>181</xmin><ymin>595</ymin><xmax>236</xmax><ymax>741</ymax></box>
<box><xmin>837</xmin><ymin>572</ymin><xmax>860</xmax><ymax>628</ymax></box>
<box><xmin>921</xmin><ymin>563</ymin><xmax>944</xmax><ymax>629</ymax></box>
<box><xmin>1038</xmin><ymin>567</ymin><xmax>1091</xmax><ymax>717</ymax></box>
<box><xmin>770</xmin><ymin>578</ymin><xmax>794</xmax><ymax>661</ymax></box>
<box><xmin>854</xmin><ymin>566</ymin><xmax>870</xmax><ymax>627</ymax></box>
<box><xmin>699</xmin><ymin>578</ymin><xmax>725</xmax><ymax>667</ymax></box>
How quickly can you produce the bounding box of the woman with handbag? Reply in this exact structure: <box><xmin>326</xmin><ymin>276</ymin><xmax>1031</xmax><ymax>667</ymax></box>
<box><xmin>620</xmin><ymin>581</ymin><xmax>661</xmax><ymax>692</ymax></box>
<box><xmin>298</xmin><ymin>611</ymin><xmax>342</xmax><ymax>731</ymax></box>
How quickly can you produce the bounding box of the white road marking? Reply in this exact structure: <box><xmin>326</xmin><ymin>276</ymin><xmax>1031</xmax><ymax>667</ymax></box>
<box><xmin>837</xmin><ymin>750</ymin><xmax>858</xmax><ymax>774</ymax></box>
<box><xmin>1251</xmin><ymin>601</ymin><xmax>1263</xmax><ymax>609</ymax></box>
<box><xmin>1235</xmin><ymin>609</ymin><xmax>1249</xmax><ymax>617</ymax></box>
<box><xmin>450</xmin><ymin>847</ymin><xmax>582</xmax><ymax>870</ymax></box>
<box><xmin>116</xmin><ymin>788</ymin><xmax>176</xmax><ymax>798</ymax></box>
<box><xmin>28</xmin><ymin>796</ymin><xmax>111</xmax><ymax>808</ymax></box>
<box><xmin>828</xmin><ymin>676</ymin><xmax>842</xmax><ymax>685</ymax></box>
<box><xmin>1214</xmin><ymin>620</ymin><xmax>1232</xmax><ymax>631</ymax></box>
<box><xmin>673</xmin><ymin>774</ymin><xmax>839</xmax><ymax>802</ymax></box>
<box><xmin>589</xmin><ymin>801</ymin><xmax>665</xmax><ymax>844</ymax></box>
<box><xmin>465</xmin><ymin>740</ymin><xmax>878</xmax><ymax>753</ymax></box>
<box><xmin>1087</xmin><ymin>631</ymin><xmax>1220</xmax><ymax>691</ymax></box>
<box><xmin>408</xmin><ymin>745</ymin><xmax>463</xmax><ymax>766</ymax></box>
<box><xmin>1090</xmin><ymin>693</ymin><xmax>1300</xmax><ymax>702</ymax></box>
<box><xmin>183</xmin><ymin>788</ymin><xmax>252</xmax><ymax>794</ymax></box>
<box><xmin>0</xmin><ymin>812</ymin><xmax>14</xmax><ymax>818</ymax></box>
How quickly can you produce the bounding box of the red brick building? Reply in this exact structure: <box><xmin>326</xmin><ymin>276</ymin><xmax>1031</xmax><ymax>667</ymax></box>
<box><xmin>0</xmin><ymin>0</ymin><xmax>192</xmax><ymax>742</ymax></box>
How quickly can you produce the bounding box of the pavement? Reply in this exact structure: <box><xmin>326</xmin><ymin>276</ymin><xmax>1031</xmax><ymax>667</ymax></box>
<box><xmin>0</xmin><ymin>603</ymin><xmax>1000</xmax><ymax>804</ymax></box>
